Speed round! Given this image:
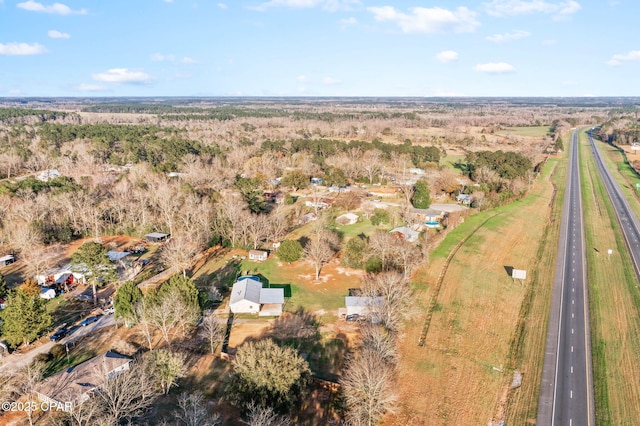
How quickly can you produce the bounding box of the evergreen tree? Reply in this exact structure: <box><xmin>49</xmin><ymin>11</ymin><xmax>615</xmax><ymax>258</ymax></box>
<box><xmin>276</xmin><ymin>240</ymin><xmax>303</xmax><ymax>263</ymax></box>
<box><xmin>114</xmin><ymin>281</ymin><xmax>143</xmax><ymax>324</ymax></box>
<box><xmin>412</xmin><ymin>179</ymin><xmax>432</xmax><ymax>209</ymax></box>
<box><xmin>0</xmin><ymin>273</ymin><xmax>8</xmax><ymax>299</ymax></box>
<box><xmin>1</xmin><ymin>289</ymin><xmax>53</xmax><ymax>346</ymax></box>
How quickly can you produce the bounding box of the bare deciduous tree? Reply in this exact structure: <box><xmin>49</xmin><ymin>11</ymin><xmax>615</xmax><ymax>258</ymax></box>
<box><xmin>161</xmin><ymin>233</ymin><xmax>198</xmax><ymax>277</ymax></box>
<box><xmin>174</xmin><ymin>391</ymin><xmax>221</xmax><ymax>426</ymax></box>
<box><xmin>242</xmin><ymin>402</ymin><xmax>291</xmax><ymax>426</ymax></box>
<box><xmin>200</xmin><ymin>313</ymin><xmax>226</xmax><ymax>354</ymax></box>
<box><xmin>96</xmin><ymin>358</ymin><xmax>161</xmax><ymax>425</ymax></box>
<box><xmin>361</xmin><ymin>272</ymin><xmax>413</xmax><ymax>332</ymax></box>
<box><xmin>340</xmin><ymin>349</ymin><xmax>397</xmax><ymax>426</ymax></box>
<box><xmin>304</xmin><ymin>238</ymin><xmax>334</xmax><ymax>281</ymax></box>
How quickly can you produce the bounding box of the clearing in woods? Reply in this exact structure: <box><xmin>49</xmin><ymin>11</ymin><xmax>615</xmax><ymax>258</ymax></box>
<box><xmin>391</xmin><ymin>154</ymin><xmax>558</xmax><ymax>425</ymax></box>
<box><xmin>581</xmin><ymin>133</ymin><xmax>640</xmax><ymax>425</ymax></box>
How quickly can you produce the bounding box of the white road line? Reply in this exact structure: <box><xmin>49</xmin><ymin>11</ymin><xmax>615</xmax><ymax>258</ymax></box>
<box><xmin>571</xmin><ymin>390</ymin><xmax>573</xmax><ymax>399</ymax></box>
<box><xmin>572</xmin><ymin>346</ymin><xmax>574</xmax><ymax>353</ymax></box>
<box><xmin>571</xmin><ymin>366</ymin><xmax>574</xmax><ymax>374</ymax></box>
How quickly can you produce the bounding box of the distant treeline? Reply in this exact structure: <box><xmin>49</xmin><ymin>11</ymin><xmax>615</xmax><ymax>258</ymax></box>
<box><xmin>0</xmin><ymin>107</ymin><xmax>73</xmax><ymax>123</ymax></box>
<box><xmin>37</xmin><ymin>123</ymin><xmax>221</xmax><ymax>170</ymax></box>
<box><xmin>80</xmin><ymin>104</ymin><xmax>420</xmax><ymax>122</ymax></box>
<box><xmin>261</xmin><ymin>138</ymin><xmax>440</xmax><ymax>165</ymax></box>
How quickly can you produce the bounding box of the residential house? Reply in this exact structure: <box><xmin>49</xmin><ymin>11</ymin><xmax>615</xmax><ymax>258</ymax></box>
<box><xmin>389</xmin><ymin>226</ymin><xmax>420</xmax><ymax>243</ymax></box>
<box><xmin>35</xmin><ymin>351</ymin><xmax>132</xmax><ymax>411</ymax></box>
<box><xmin>248</xmin><ymin>250</ymin><xmax>268</xmax><ymax>262</ymax></box>
<box><xmin>336</xmin><ymin>213</ymin><xmax>359</xmax><ymax>226</ymax></box>
<box><xmin>409</xmin><ymin>208</ymin><xmax>448</xmax><ymax>223</ymax></box>
<box><xmin>305</xmin><ymin>199</ymin><xmax>330</xmax><ymax>210</ymax></box>
<box><xmin>456</xmin><ymin>194</ymin><xmax>472</xmax><ymax>205</ymax></box>
<box><xmin>229</xmin><ymin>276</ymin><xmax>285</xmax><ymax>317</ymax></box>
<box><xmin>36</xmin><ymin>264</ymin><xmax>84</xmax><ymax>286</ymax></box>
<box><xmin>297</xmin><ymin>212</ymin><xmax>318</xmax><ymax>225</ymax></box>
<box><xmin>344</xmin><ymin>296</ymin><xmax>385</xmax><ymax>321</ymax></box>
<box><xmin>36</xmin><ymin>169</ymin><xmax>61</xmax><ymax>182</ymax></box>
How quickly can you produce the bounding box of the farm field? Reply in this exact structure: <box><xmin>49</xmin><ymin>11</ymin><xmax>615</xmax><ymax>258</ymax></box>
<box><xmin>496</xmin><ymin>126</ymin><xmax>551</xmax><ymax>137</ymax></box>
<box><xmin>580</xmin><ymin>133</ymin><xmax>640</xmax><ymax>425</ymax></box>
<box><xmin>391</xmin><ymin>154</ymin><xmax>558</xmax><ymax>425</ymax></box>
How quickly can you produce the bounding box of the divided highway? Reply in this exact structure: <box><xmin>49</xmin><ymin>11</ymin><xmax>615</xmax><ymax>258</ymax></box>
<box><xmin>538</xmin><ymin>129</ymin><xmax>595</xmax><ymax>426</ymax></box>
<box><xmin>587</xmin><ymin>129</ymin><xmax>640</xmax><ymax>280</ymax></box>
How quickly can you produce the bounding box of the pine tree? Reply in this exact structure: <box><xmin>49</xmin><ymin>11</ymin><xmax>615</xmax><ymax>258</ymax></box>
<box><xmin>412</xmin><ymin>179</ymin><xmax>432</xmax><ymax>209</ymax></box>
<box><xmin>114</xmin><ymin>281</ymin><xmax>142</xmax><ymax>324</ymax></box>
<box><xmin>1</xmin><ymin>289</ymin><xmax>53</xmax><ymax>346</ymax></box>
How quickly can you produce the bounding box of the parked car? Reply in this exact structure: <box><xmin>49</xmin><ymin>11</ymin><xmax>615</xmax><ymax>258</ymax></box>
<box><xmin>80</xmin><ymin>316</ymin><xmax>100</xmax><ymax>326</ymax></box>
<box><xmin>104</xmin><ymin>306</ymin><xmax>115</xmax><ymax>315</ymax></box>
<box><xmin>345</xmin><ymin>314</ymin><xmax>360</xmax><ymax>322</ymax></box>
<box><xmin>50</xmin><ymin>329</ymin><xmax>68</xmax><ymax>342</ymax></box>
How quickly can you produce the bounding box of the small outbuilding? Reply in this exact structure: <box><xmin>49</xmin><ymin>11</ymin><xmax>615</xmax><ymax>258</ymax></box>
<box><xmin>0</xmin><ymin>255</ymin><xmax>16</xmax><ymax>267</ymax></box>
<box><xmin>345</xmin><ymin>296</ymin><xmax>385</xmax><ymax>321</ymax></box>
<box><xmin>248</xmin><ymin>250</ymin><xmax>268</xmax><ymax>262</ymax></box>
<box><xmin>36</xmin><ymin>169</ymin><xmax>61</xmax><ymax>182</ymax></box>
<box><xmin>336</xmin><ymin>213</ymin><xmax>359</xmax><ymax>226</ymax></box>
<box><xmin>144</xmin><ymin>232</ymin><xmax>170</xmax><ymax>243</ymax></box>
<box><xmin>40</xmin><ymin>287</ymin><xmax>57</xmax><ymax>300</ymax></box>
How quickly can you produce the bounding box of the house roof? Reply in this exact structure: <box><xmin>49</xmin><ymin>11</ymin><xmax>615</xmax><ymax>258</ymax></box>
<box><xmin>410</xmin><ymin>208</ymin><xmax>444</xmax><ymax>216</ymax></box>
<box><xmin>230</xmin><ymin>276</ymin><xmax>263</xmax><ymax>305</ymax></box>
<box><xmin>390</xmin><ymin>226</ymin><xmax>420</xmax><ymax>240</ymax></box>
<box><xmin>35</xmin><ymin>351</ymin><xmax>131</xmax><ymax>404</ymax></box>
<box><xmin>107</xmin><ymin>251</ymin><xmax>131</xmax><ymax>261</ymax></box>
<box><xmin>345</xmin><ymin>296</ymin><xmax>385</xmax><ymax>307</ymax></box>
<box><xmin>249</xmin><ymin>250</ymin><xmax>267</xmax><ymax>256</ymax></box>
<box><xmin>259</xmin><ymin>288</ymin><xmax>285</xmax><ymax>304</ymax></box>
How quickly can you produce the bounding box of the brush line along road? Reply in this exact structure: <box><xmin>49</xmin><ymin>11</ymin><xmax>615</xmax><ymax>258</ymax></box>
<box><xmin>538</xmin><ymin>129</ymin><xmax>595</xmax><ymax>426</ymax></box>
<box><xmin>587</xmin><ymin>129</ymin><xmax>640</xmax><ymax>281</ymax></box>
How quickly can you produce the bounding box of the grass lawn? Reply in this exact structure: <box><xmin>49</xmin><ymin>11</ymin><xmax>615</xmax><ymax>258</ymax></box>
<box><xmin>496</xmin><ymin>126</ymin><xmax>550</xmax><ymax>137</ymax></box>
<box><xmin>579</xmin><ymin>131</ymin><xmax>640</xmax><ymax>425</ymax></box>
<box><xmin>595</xmin><ymin>139</ymin><xmax>640</xmax><ymax>219</ymax></box>
<box><xmin>394</xmin><ymin>150</ymin><xmax>559</xmax><ymax>425</ymax></box>
<box><xmin>441</xmin><ymin>154</ymin><xmax>465</xmax><ymax>171</ymax></box>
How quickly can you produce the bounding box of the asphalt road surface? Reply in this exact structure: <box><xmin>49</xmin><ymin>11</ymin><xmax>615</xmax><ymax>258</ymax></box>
<box><xmin>538</xmin><ymin>129</ymin><xmax>595</xmax><ymax>426</ymax></box>
<box><xmin>588</xmin><ymin>129</ymin><xmax>640</xmax><ymax>280</ymax></box>
<box><xmin>0</xmin><ymin>313</ymin><xmax>115</xmax><ymax>372</ymax></box>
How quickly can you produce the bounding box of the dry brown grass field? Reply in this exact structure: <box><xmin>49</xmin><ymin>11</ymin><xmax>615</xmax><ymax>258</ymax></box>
<box><xmin>389</xmin><ymin>155</ymin><xmax>558</xmax><ymax>425</ymax></box>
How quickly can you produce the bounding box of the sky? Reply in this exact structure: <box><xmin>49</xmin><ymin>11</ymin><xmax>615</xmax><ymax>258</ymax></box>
<box><xmin>0</xmin><ymin>0</ymin><xmax>639</xmax><ymax>97</ymax></box>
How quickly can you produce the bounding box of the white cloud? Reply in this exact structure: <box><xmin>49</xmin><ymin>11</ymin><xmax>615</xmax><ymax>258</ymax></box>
<box><xmin>436</xmin><ymin>50</ymin><xmax>459</xmax><ymax>63</ymax></box>
<box><xmin>606</xmin><ymin>50</ymin><xmax>640</xmax><ymax>66</ymax></box>
<box><xmin>484</xmin><ymin>0</ymin><xmax>581</xmax><ymax>19</ymax></box>
<box><xmin>0</xmin><ymin>42</ymin><xmax>47</xmax><ymax>55</ymax></box>
<box><xmin>92</xmin><ymin>68</ymin><xmax>151</xmax><ymax>84</ymax></box>
<box><xmin>474</xmin><ymin>62</ymin><xmax>516</xmax><ymax>74</ymax></box>
<box><xmin>48</xmin><ymin>30</ymin><xmax>70</xmax><ymax>39</ymax></box>
<box><xmin>322</xmin><ymin>77</ymin><xmax>342</xmax><ymax>85</ymax></box>
<box><xmin>340</xmin><ymin>17</ymin><xmax>357</xmax><ymax>25</ymax></box>
<box><xmin>251</xmin><ymin>0</ymin><xmax>360</xmax><ymax>12</ymax></box>
<box><xmin>486</xmin><ymin>30</ymin><xmax>530</xmax><ymax>42</ymax></box>
<box><xmin>151</xmin><ymin>53</ymin><xmax>198</xmax><ymax>64</ymax></box>
<box><xmin>8</xmin><ymin>89</ymin><xmax>22</xmax><ymax>96</ymax></box>
<box><xmin>17</xmin><ymin>0</ymin><xmax>87</xmax><ymax>15</ymax></box>
<box><xmin>74</xmin><ymin>83</ymin><xmax>107</xmax><ymax>92</ymax></box>
<box><xmin>217</xmin><ymin>2</ymin><xmax>228</xmax><ymax>8</ymax></box>
<box><xmin>367</xmin><ymin>6</ymin><xmax>479</xmax><ymax>34</ymax></box>
<box><xmin>297</xmin><ymin>75</ymin><xmax>311</xmax><ymax>83</ymax></box>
